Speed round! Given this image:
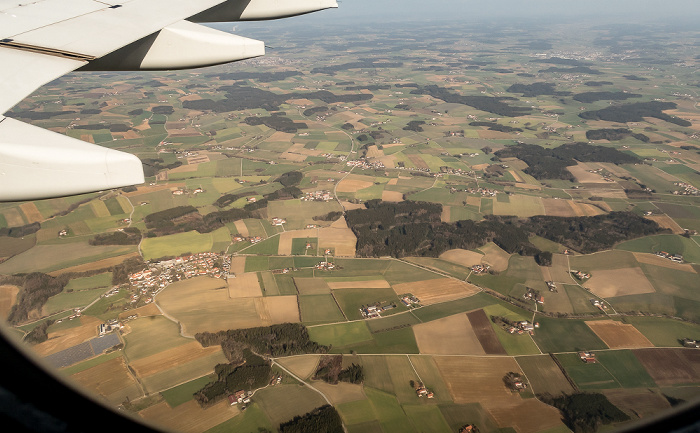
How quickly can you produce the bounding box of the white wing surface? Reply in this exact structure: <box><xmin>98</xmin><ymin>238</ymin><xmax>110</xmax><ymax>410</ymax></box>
<box><xmin>0</xmin><ymin>0</ymin><xmax>337</xmax><ymax>201</ymax></box>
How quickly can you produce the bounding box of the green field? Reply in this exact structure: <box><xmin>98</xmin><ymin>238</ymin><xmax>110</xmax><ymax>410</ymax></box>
<box><xmin>141</xmin><ymin>228</ymin><xmax>230</xmax><ymax>260</ymax></box>
<box><xmin>244</xmin><ymin>235</ymin><xmax>280</xmax><ymax>255</ymax></box>
<box><xmin>412</xmin><ymin>293</ymin><xmax>494</xmax><ymax>322</ymax></box>
<box><xmin>616</xmin><ymin>234</ymin><xmax>700</xmax><ymax>263</ymax></box>
<box><xmin>205</xmin><ymin>403</ymin><xmax>274</xmax><ymax>433</ymax></box>
<box><xmin>364</xmin><ymin>387</ymin><xmax>418</xmax><ymax>433</ymax></box>
<box><xmin>0</xmin><ymin>243</ymin><xmax>135</xmax><ymax>274</ymax></box>
<box><xmin>333</xmin><ymin>288</ymin><xmax>405</xmax><ymax>320</ymax></box>
<box><xmin>291</xmin><ymin>237</ymin><xmax>318</xmax><ymax>255</ymax></box>
<box><xmin>299</xmin><ymin>294</ymin><xmax>346</xmax><ymax>324</ymax></box>
<box><xmin>532</xmin><ymin>316</ymin><xmax>608</xmax><ymax>353</ymax></box>
<box><xmin>555</xmin><ymin>353</ymin><xmax>620</xmax><ymax>390</ymax></box>
<box><xmin>308</xmin><ymin>321</ymin><xmax>373</xmax><ymax>348</ymax></box>
<box><xmin>245</xmin><ymin>256</ymin><xmax>269</xmax><ymax>272</ymax></box>
<box><xmin>43</xmin><ymin>286</ymin><xmax>107</xmax><ymax>315</ymax></box>
<box><xmin>625</xmin><ymin>316</ymin><xmax>700</xmax><ymax>347</ymax></box>
<box><xmin>160</xmin><ymin>375</ymin><xmax>212</xmax><ymax>408</ymax></box>
<box><xmin>64</xmin><ymin>272</ymin><xmax>113</xmax><ymax>291</ymax></box>
<box><xmin>595</xmin><ymin>350</ymin><xmax>657</xmax><ymax>388</ymax></box>
<box><xmin>382</xmin><ymin>260</ymin><xmax>443</xmax><ymax>284</ymax></box>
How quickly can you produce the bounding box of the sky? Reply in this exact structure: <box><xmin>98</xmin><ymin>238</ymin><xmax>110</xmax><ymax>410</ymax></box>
<box><xmin>281</xmin><ymin>0</ymin><xmax>700</xmax><ymax>24</ymax></box>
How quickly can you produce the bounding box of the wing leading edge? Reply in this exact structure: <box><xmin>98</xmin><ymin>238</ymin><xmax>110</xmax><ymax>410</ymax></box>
<box><xmin>0</xmin><ymin>0</ymin><xmax>337</xmax><ymax>201</ymax></box>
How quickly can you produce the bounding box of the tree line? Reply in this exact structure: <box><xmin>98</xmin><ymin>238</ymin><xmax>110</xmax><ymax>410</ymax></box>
<box><xmin>410</xmin><ymin>85</ymin><xmax>532</xmax><ymax>117</ymax></box>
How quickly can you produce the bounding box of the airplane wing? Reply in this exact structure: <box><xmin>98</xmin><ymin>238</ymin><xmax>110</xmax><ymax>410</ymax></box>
<box><xmin>0</xmin><ymin>0</ymin><xmax>337</xmax><ymax>201</ymax></box>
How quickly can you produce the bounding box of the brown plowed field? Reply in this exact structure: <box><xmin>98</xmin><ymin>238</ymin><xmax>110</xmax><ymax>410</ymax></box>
<box><xmin>603</xmin><ymin>389</ymin><xmax>671</xmax><ymax>419</ymax></box>
<box><xmin>228</xmin><ymin>272</ymin><xmax>262</xmax><ymax>298</ymax></box>
<box><xmin>467</xmin><ymin>309</ymin><xmax>507</xmax><ymax>355</ymax></box>
<box><xmin>70</xmin><ymin>356</ymin><xmax>141</xmax><ymax>404</ymax></box>
<box><xmin>130</xmin><ymin>341</ymin><xmax>222</xmax><ymax>377</ymax></box>
<box><xmin>542</xmin><ymin>198</ymin><xmax>576</xmax><ymax>217</ymax></box>
<box><xmin>584</xmin><ymin>267</ymin><xmax>656</xmax><ymax>298</ymax></box>
<box><xmin>413</xmin><ymin>313</ymin><xmax>486</xmax><ymax>355</ymax></box>
<box><xmin>139</xmin><ymin>399</ymin><xmax>238</xmax><ymax>433</ymax></box>
<box><xmin>407</xmin><ymin>154</ymin><xmax>429</xmax><ymax>169</ymax></box>
<box><xmin>585</xmin><ymin>320</ymin><xmax>653</xmax><ymax>349</ymax></box>
<box><xmin>439</xmin><ymin>249</ymin><xmax>484</xmax><ymax>267</ymax></box>
<box><xmin>633</xmin><ymin>348</ymin><xmax>700</xmax><ymax>386</ymax></box>
<box><xmin>488</xmin><ymin>398</ymin><xmax>566</xmax><ymax>433</ymax></box>
<box><xmin>391</xmin><ymin>278</ymin><xmax>479</xmax><ymax>305</ymax></box>
<box><xmin>0</xmin><ymin>285</ymin><xmax>19</xmax><ymax>320</ymax></box>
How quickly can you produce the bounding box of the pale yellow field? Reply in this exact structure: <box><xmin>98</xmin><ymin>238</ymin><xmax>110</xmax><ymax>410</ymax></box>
<box><xmin>585</xmin><ymin>320</ymin><xmax>654</xmax><ymax>349</ymax></box>
<box><xmin>312</xmin><ymin>382</ymin><xmax>366</xmax><ymax>404</ymax></box>
<box><xmin>567</xmin><ymin>163</ymin><xmax>608</xmax><ymax>183</ymax></box>
<box><xmin>69</xmin><ymin>356</ymin><xmax>142</xmax><ymax>405</ymax></box>
<box><xmin>276</xmin><ymin>355</ymin><xmax>320</xmax><ymax>380</ymax></box>
<box><xmin>633</xmin><ymin>253</ymin><xmax>697</xmax><ymax>273</ymax></box>
<box><xmin>413</xmin><ymin>313</ymin><xmax>485</xmax><ymax>355</ymax></box>
<box><xmin>441</xmin><ymin>206</ymin><xmax>451</xmax><ymax>222</ymax></box>
<box><xmin>509</xmin><ymin>170</ymin><xmax>524</xmax><ymax>183</ymax></box>
<box><xmin>278</xmin><ymin>228</ymin><xmax>318</xmax><ymax>255</ymax></box>
<box><xmin>91</xmin><ymin>200</ymin><xmax>111</xmax><ymax>218</ymax></box>
<box><xmin>229</xmin><ymin>256</ymin><xmax>246</xmax><ymax>276</ymax></box>
<box><xmin>435</xmin><ymin>356</ymin><xmax>565</xmax><ymax>433</ymax></box>
<box><xmin>318</xmin><ymin>219</ymin><xmax>357</xmax><ymax>257</ymax></box>
<box><xmin>228</xmin><ymin>273</ymin><xmax>263</xmax><ymax>298</ymax></box>
<box><xmin>139</xmin><ymin>399</ymin><xmax>239</xmax><ymax>433</ymax></box>
<box><xmin>262</xmin><ymin>296</ymin><xmax>300</xmax><ymax>323</ymax></box>
<box><xmin>19</xmin><ymin>202</ymin><xmax>43</xmax><ymax>223</ymax></box>
<box><xmin>233</xmin><ymin>220</ymin><xmax>249</xmax><ymax>237</ymax></box>
<box><xmin>33</xmin><ymin>315</ymin><xmax>101</xmax><ymax>357</ymax></box>
<box><xmin>646</xmin><ymin>215</ymin><xmax>686</xmax><ymax>234</ymax></box>
<box><xmin>381</xmin><ymin>190</ymin><xmax>404</xmax><ymax>202</ymax></box>
<box><xmin>340</xmin><ymin>201</ymin><xmax>366</xmax><ymax>211</ymax></box>
<box><xmin>391</xmin><ymin>278</ymin><xmax>479</xmax><ymax>305</ymax></box>
<box><xmin>48</xmin><ymin>252</ymin><xmax>141</xmax><ymax>276</ymax></box>
<box><xmin>130</xmin><ymin>341</ymin><xmax>222</xmax><ymax>378</ymax></box>
<box><xmin>439</xmin><ymin>249</ymin><xmax>484</xmax><ymax>267</ymax></box>
<box><xmin>478</xmin><ymin>243</ymin><xmax>511</xmax><ymax>272</ymax></box>
<box><xmin>0</xmin><ymin>285</ymin><xmax>19</xmax><ymax>320</ymax></box>
<box><xmin>327</xmin><ymin>279</ymin><xmax>391</xmax><ymax>289</ymax></box>
<box><xmin>387</xmin><ymin>178</ymin><xmax>399</xmax><ymax>185</ymax></box>
<box><xmin>336</xmin><ymin>176</ymin><xmax>374</xmax><ymax>192</ymax></box>
<box><xmin>584</xmin><ymin>267</ymin><xmax>656</xmax><ymax>298</ymax></box>
<box><xmin>366</xmin><ymin>145</ymin><xmax>384</xmax><ymax>159</ymax></box>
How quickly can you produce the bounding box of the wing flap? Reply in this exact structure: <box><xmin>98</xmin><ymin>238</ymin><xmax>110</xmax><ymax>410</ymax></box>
<box><xmin>5</xmin><ymin>0</ymin><xmax>226</xmax><ymax>57</ymax></box>
<box><xmin>0</xmin><ymin>47</ymin><xmax>85</xmax><ymax>114</ymax></box>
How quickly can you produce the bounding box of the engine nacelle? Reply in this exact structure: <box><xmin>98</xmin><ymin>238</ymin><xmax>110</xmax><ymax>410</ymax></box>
<box><xmin>190</xmin><ymin>0</ymin><xmax>338</xmax><ymax>22</ymax></box>
<box><xmin>82</xmin><ymin>21</ymin><xmax>264</xmax><ymax>71</ymax></box>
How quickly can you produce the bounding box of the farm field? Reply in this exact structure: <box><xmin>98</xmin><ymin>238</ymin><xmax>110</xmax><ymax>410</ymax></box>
<box><xmin>4</xmin><ymin>18</ymin><xmax>700</xmax><ymax>433</ymax></box>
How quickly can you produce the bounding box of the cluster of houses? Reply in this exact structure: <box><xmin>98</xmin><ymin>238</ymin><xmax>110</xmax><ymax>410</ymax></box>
<box><xmin>400</xmin><ymin>294</ymin><xmax>420</xmax><ymax>307</ymax></box>
<box><xmin>172</xmin><ymin>187</ymin><xmax>204</xmax><ymax>196</ymax></box>
<box><xmin>503</xmin><ymin>372</ymin><xmax>528</xmax><ymax>392</ymax></box>
<box><xmin>682</xmin><ymin>338</ymin><xmax>700</xmax><ymax>348</ymax></box>
<box><xmin>98</xmin><ymin>319</ymin><xmax>123</xmax><ymax>336</ymax></box>
<box><xmin>360</xmin><ymin>301</ymin><xmax>397</xmax><ymax>319</ymax></box>
<box><xmin>315</xmin><ymin>260</ymin><xmax>336</xmax><ymax>271</ymax></box>
<box><xmin>589</xmin><ymin>299</ymin><xmax>607</xmax><ymax>311</ymax></box>
<box><xmin>672</xmin><ymin>181</ymin><xmax>699</xmax><ymax>196</ymax></box>
<box><xmin>492</xmin><ymin>316</ymin><xmax>538</xmax><ymax>335</ymax></box>
<box><xmin>128</xmin><ymin>253</ymin><xmax>231</xmax><ymax>304</ymax></box>
<box><xmin>302</xmin><ymin>190</ymin><xmax>332</xmax><ymax>202</ymax></box>
<box><xmin>55</xmin><ymin>308</ymin><xmax>82</xmax><ymax>324</ymax></box>
<box><xmin>449</xmin><ymin>186</ymin><xmax>499</xmax><ymax>197</ymax></box>
<box><xmin>571</xmin><ymin>270</ymin><xmax>591</xmax><ymax>280</ymax></box>
<box><xmin>578</xmin><ymin>351</ymin><xmax>597</xmax><ymax>363</ymax></box>
<box><xmin>546</xmin><ymin>281</ymin><xmax>558</xmax><ymax>292</ymax></box>
<box><xmin>655</xmin><ymin>251</ymin><xmax>684</xmax><ymax>263</ymax></box>
<box><xmin>233</xmin><ymin>235</ymin><xmax>263</xmax><ymax>244</ymax></box>
<box><xmin>524</xmin><ymin>288</ymin><xmax>544</xmax><ymax>305</ymax></box>
<box><xmin>271</xmin><ymin>217</ymin><xmax>286</xmax><ymax>226</ymax></box>
<box><xmin>348</xmin><ymin>159</ymin><xmax>385</xmax><ymax>170</ymax></box>
<box><xmin>415</xmin><ymin>385</ymin><xmax>434</xmax><ymax>399</ymax></box>
<box><xmin>471</xmin><ymin>264</ymin><xmax>490</xmax><ymax>274</ymax></box>
<box><xmin>58</xmin><ymin>228</ymin><xmax>69</xmax><ymax>237</ymax></box>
